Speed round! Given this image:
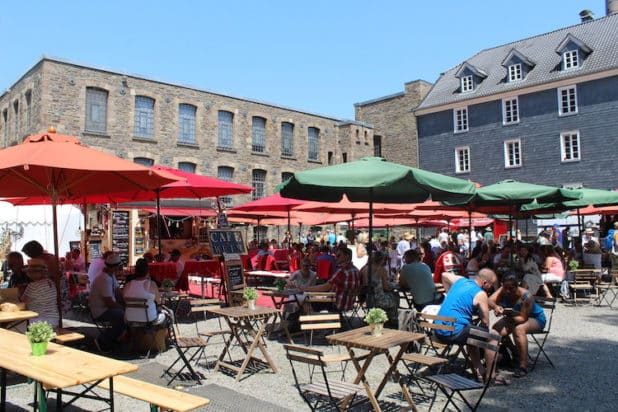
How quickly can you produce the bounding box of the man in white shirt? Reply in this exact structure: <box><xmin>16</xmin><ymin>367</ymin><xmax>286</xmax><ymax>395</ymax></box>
<box><xmin>168</xmin><ymin>249</ymin><xmax>185</xmax><ymax>281</ymax></box>
<box><xmin>396</xmin><ymin>233</ymin><xmax>412</xmax><ymax>267</ymax></box>
<box><xmin>87</xmin><ymin>251</ymin><xmax>112</xmax><ymax>285</ymax></box>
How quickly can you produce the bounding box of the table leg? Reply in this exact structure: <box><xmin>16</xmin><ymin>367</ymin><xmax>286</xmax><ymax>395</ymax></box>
<box><xmin>236</xmin><ymin>319</ymin><xmax>278</xmax><ymax>381</ymax></box>
<box><xmin>214</xmin><ymin>318</ymin><xmax>237</xmax><ymax>372</ymax></box>
<box><xmin>1</xmin><ymin>367</ymin><xmax>6</xmax><ymax>412</ymax></box>
<box><xmin>36</xmin><ymin>381</ymin><xmax>47</xmax><ymax>412</ymax></box>
<box><xmin>342</xmin><ymin>348</ymin><xmax>381</xmax><ymax>411</ymax></box>
<box><xmin>376</xmin><ymin>344</ymin><xmax>416</xmax><ymax>411</ymax></box>
<box><xmin>249</xmin><ymin>317</ymin><xmax>279</xmax><ymax>373</ymax></box>
<box><xmin>109</xmin><ymin>377</ymin><xmax>114</xmax><ymax>411</ymax></box>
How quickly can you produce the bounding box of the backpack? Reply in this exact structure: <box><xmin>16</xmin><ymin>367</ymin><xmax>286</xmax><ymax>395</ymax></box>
<box><xmin>604</xmin><ymin>228</ymin><xmax>615</xmax><ymax>251</ymax></box>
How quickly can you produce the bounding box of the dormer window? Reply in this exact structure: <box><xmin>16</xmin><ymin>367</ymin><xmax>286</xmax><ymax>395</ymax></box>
<box><xmin>508</xmin><ymin>64</ymin><xmax>522</xmax><ymax>81</ymax></box>
<box><xmin>563</xmin><ymin>49</ymin><xmax>579</xmax><ymax>70</ymax></box>
<box><xmin>461</xmin><ymin>75</ymin><xmax>474</xmax><ymax>93</ymax></box>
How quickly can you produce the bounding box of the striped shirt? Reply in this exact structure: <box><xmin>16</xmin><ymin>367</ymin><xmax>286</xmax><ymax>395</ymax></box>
<box><xmin>23</xmin><ymin>278</ymin><xmax>59</xmax><ymax>328</ymax></box>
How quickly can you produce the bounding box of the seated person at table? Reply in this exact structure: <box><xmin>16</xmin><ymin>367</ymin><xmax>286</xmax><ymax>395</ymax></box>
<box><xmin>487</xmin><ymin>273</ymin><xmax>546</xmax><ymax>378</ymax></box>
<box><xmin>316</xmin><ymin>245</ymin><xmax>337</xmax><ymax>277</ymax></box>
<box><xmin>435</xmin><ymin>269</ymin><xmax>509</xmax><ymax>385</ymax></box>
<box><xmin>7</xmin><ymin>251</ymin><xmax>30</xmax><ymax>290</ymax></box>
<box><xmin>284</xmin><ymin>257</ymin><xmax>317</xmax><ymax>317</ymax></box>
<box><xmin>361</xmin><ymin>251</ymin><xmax>399</xmax><ymax>325</ymax></box>
<box><xmin>301</xmin><ymin>247</ymin><xmax>360</xmax><ymax>312</ymax></box>
<box><xmin>167</xmin><ymin>249</ymin><xmax>185</xmax><ymax>284</ymax></box>
<box><xmin>87</xmin><ymin>250</ymin><xmax>113</xmax><ymax>285</ymax></box>
<box><xmin>518</xmin><ymin>245</ymin><xmax>553</xmax><ymax>298</ymax></box>
<box><xmin>399</xmin><ymin>249</ymin><xmax>443</xmax><ymax>311</ymax></box>
<box><xmin>123</xmin><ymin>258</ymin><xmax>166</xmax><ymax>325</ymax></box>
<box><xmin>71</xmin><ymin>248</ymin><xmax>86</xmax><ymax>272</ymax></box>
<box><xmin>19</xmin><ymin>259</ymin><xmax>60</xmax><ymax>328</ymax></box>
<box><xmin>89</xmin><ymin>253</ymin><xmax>127</xmax><ymax>351</ymax></box>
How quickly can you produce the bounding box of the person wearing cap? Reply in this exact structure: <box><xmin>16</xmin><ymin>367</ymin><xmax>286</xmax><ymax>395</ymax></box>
<box><xmin>87</xmin><ymin>251</ymin><xmax>113</xmax><ymax>286</ymax></box>
<box><xmin>167</xmin><ymin>249</ymin><xmax>185</xmax><ymax>281</ymax></box>
<box><xmin>89</xmin><ymin>253</ymin><xmax>127</xmax><ymax>351</ymax></box>
<box><xmin>19</xmin><ymin>259</ymin><xmax>60</xmax><ymax>328</ymax></box>
<box><xmin>396</xmin><ymin>233</ymin><xmax>412</xmax><ymax>268</ymax></box>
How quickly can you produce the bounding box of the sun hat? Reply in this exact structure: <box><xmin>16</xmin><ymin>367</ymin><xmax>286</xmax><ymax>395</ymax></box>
<box><xmin>403</xmin><ymin>232</ymin><xmax>413</xmax><ymax>240</ymax></box>
<box><xmin>104</xmin><ymin>253</ymin><xmax>122</xmax><ymax>266</ymax></box>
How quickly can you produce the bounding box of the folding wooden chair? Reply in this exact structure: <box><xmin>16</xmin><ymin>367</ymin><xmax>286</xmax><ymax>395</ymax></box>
<box><xmin>162</xmin><ymin>313</ymin><xmax>209</xmax><ymax>385</ymax></box>
<box><xmin>595</xmin><ymin>270</ymin><xmax>618</xmax><ymax>309</ymax></box>
<box><xmin>284</xmin><ymin>344</ymin><xmax>364</xmax><ymax>411</ymax></box>
<box><xmin>426</xmin><ymin>328</ymin><xmax>501</xmax><ymax>412</ymax></box>
<box><xmin>124</xmin><ymin>297</ymin><xmax>158</xmax><ymax>357</ymax></box>
<box><xmin>190</xmin><ymin>298</ymin><xmax>231</xmax><ymax>354</ymax></box>
<box><xmin>527</xmin><ymin>296</ymin><xmax>557</xmax><ymax>371</ymax></box>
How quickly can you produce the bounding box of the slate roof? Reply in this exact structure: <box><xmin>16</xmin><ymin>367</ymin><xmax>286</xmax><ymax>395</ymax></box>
<box><xmin>416</xmin><ymin>13</ymin><xmax>618</xmax><ymax>112</ymax></box>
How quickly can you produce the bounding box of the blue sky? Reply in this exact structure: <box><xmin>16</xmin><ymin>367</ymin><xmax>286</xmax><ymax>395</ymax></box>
<box><xmin>0</xmin><ymin>0</ymin><xmax>608</xmax><ymax>120</ymax></box>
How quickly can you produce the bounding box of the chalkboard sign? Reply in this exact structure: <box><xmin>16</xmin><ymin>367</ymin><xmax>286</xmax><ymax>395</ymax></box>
<box><xmin>88</xmin><ymin>240</ymin><xmax>102</xmax><ymax>260</ymax></box>
<box><xmin>208</xmin><ymin>229</ymin><xmax>246</xmax><ymax>256</ymax></box>
<box><xmin>111</xmin><ymin>210</ymin><xmax>130</xmax><ymax>266</ymax></box>
<box><xmin>222</xmin><ymin>259</ymin><xmax>245</xmax><ymax>305</ymax></box>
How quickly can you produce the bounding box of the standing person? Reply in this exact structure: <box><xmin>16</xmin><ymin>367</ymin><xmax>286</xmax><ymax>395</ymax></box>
<box><xmin>89</xmin><ymin>253</ymin><xmax>127</xmax><ymax>352</ymax></box>
<box><xmin>6</xmin><ymin>251</ymin><xmax>30</xmax><ymax>289</ymax></box>
<box><xmin>19</xmin><ymin>259</ymin><xmax>60</xmax><ymax>328</ymax></box>
<box><xmin>434</xmin><ymin>269</ymin><xmax>508</xmax><ymax>385</ymax></box>
<box><xmin>21</xmin><ymin>240</ymin><xmax>70</xmax><ymax>315</ymax></box>
<box><xmin>396</xmin><ymin>233</ymin><xmax>412</xmax><ymax>267</ymax></box>
<box><xmin>484</xmin><ymin>227</ymin><xmax>494</xmax><ymax>243</ymax></box>
<box><xmin>609</xmin><ymin>222</ymin><xmax>618</xmax><ymax>270</ymax></box>
<box><xmin>168</xmin><ymin>249</ymin><xmax>185</xmax><ymax>283</ymax></box>
<box><xmin>302</xmin><ymin>247</ymin><xmax>360</xmax><ymax>312</ymax></box>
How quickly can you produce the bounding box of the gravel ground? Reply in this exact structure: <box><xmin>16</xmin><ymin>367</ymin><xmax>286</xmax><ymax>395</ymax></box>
<box><xmin>4</xmin><ymin>299</ymin><xmax>618</xmax><ymax>411</ymax></box>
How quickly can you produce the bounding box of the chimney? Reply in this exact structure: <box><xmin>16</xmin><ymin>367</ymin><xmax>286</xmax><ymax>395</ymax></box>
<box><xmin>608</xmin><ymin>0</ymin><xmax>618</xmax><ymax>15</ymax></box>
<box><xmin>579</xmin><ymin>9</ymin><xmax>594</xmax><ymax>22</ymax></box>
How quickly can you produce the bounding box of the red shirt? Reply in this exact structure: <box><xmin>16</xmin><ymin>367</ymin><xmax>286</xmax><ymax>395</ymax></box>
<box><xmin>329</xmin><ymin>261</ymin><xmax>360</xmax><ymax>311</ymax></box>
<box><xmin>433</xmin><ymin>251</ymin><xmax>465</xmax><ymax>283</ymax></box>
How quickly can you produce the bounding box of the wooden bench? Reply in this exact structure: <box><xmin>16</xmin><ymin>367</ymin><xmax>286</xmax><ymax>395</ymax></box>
<box><xmin>54</xmin><ymin>328</ymin><xmax>85</xmax><ymax>344</ymax></box>
<box><xmin>99</xmin><ymin>375</ymin><xmax>210</xmax><ymax>412</ymax></box>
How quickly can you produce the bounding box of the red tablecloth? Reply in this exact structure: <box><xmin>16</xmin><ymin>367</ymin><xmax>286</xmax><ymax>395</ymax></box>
<box><xmin>183</xmin><ymin>260</ymin><xmax>222</xmax><ymax>278</ymax></box>
<box><xmin>148</xmin><ymin>262</ymin><xmax>178</xmax><ymax>283</ymax></box>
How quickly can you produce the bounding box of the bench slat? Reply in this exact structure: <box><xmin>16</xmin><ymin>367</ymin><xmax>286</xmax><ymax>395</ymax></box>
<box><xmin>99</xmin><ymin>375</ymin><xmax>209</xmax><ymax>412</ymax></box>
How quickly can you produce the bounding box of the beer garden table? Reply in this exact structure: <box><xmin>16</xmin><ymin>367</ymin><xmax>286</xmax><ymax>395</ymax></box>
<box><xmin>326</xmin><ymin>326</ymin><xmax>425</xmax><ymax>411</ymax></box>
<box><xmin>0</xmin><ymin>310</ymin><xmax>38</xmax><ymax>330</ymax></box>
<box><xmin>0</xmin><ymin>328</ymin><xmax>137</xmax><ymax>412</ymax></box>
<box><xmin>204</xmin><ymin>305</ymin><xmax>279</xmax><ymax>381</ymax></box>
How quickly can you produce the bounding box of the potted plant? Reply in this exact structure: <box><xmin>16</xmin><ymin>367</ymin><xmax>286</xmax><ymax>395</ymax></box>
<box><xmin>364</xmin><ymin>308</ymin><xmax>388</xmax><ymax>336</ymax></box>
<box><xmin>161</xmin><ymin>278</ymin><xmax>175</xmax><ymax>293</ymax></box>
<box><xmin>568</xmin><ymin>259</ymin><xmax>579</xmax><ymax>272</ymax></box>
<box><xmin>243</xmin><ymin>287</ymin><xmax>259</xmax><ymax>310</ymax></box>
<box><xmin>275</xmin><ymin>278</ymin><xmax>287</xmax><ymax>291</ymax></box>
<box><xmin>26</xmin><ymin>321</ymin><xmax>57</xmax><ymax>356</ymax></box>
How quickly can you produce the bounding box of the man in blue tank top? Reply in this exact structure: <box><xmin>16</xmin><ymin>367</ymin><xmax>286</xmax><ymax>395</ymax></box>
<box><xmin>435</xmin><ymin>268</ymin><xmax>499</xmax><ymax>383</ymax></box>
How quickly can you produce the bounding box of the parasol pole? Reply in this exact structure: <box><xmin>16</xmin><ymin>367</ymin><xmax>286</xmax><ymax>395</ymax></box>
<box><xmin>156</xmin><ymin>188</ymin><xmax>162</xmax><ymax>258</ymax></box>
<box><xmin>287</xmin><ymin>207</ymin><xmax>292</xmax><ymax>235</ymax></box>
<box><xmin>367</xmin><ymin>189</ymin><xmax>375</xmax><ymax>308</ymax></box>
<box><xmin>468</xmin><ymin>209</ymin><xmax>473</xmax><ymax>259</ymax></box>
<box><xmin>51</xmin><ymin>195</ymin><xmax>63</xmax><ymax>328</ymax></box>
<box><xmin>82</xmin><ymin>201</ymin><xmax>88</xmax><ymax>266</ymax></box>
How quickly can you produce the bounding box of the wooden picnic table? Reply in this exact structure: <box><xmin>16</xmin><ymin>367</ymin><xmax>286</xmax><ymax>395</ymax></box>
<box><xmin>0</xmin><ymin>310</ymin><xmax>38</xmax><ymax>330</ymax></box>
<box><xmin>327</xmin><ymin>326</ymin><xmax>425</xmax><ymax>412</ymax></box>
<box><xmin>0</xmin><ymin>328</ymin><xmax>137</xmax><ymax>412</ymax></box>
<box><xmin>205</xmin><ymin>305</ymin><xmax>280</xmax><ymax>381</ymax></box>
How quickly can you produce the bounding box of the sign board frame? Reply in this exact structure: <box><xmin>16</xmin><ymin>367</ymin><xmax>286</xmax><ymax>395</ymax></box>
<box><xmin>207</xmin><ymin>229</ymin><xmax>246</xmax><ymax>256</ymax></box>
<box><xmin>222</xmin><ymin>258</ymin><xmax>245</xmax><ymax>305</ymax></box>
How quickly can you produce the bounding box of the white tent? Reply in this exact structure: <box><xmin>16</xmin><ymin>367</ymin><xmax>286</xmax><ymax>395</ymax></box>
<box><xmin>0</xmin><ymin>202</ymin><xmax>83</xmax><ymax>258</ymax></box>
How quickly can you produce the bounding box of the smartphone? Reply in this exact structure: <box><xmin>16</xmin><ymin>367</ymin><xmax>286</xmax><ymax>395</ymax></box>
<box><xmin>502</xmin><ymin>308</ymin><xmax>520</xmax><ymax>317</ymax></box>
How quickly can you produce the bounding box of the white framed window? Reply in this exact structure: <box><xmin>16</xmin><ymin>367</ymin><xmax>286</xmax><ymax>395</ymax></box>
<box><xmin>281</xmin><ymin>122</ymin><xmax>294</xmax><ymax>157</ymax></box>
<box><xmin>85</xmin><ymin>87</ymin><xmax>108</xmax><ymax>133</ymax></box>
<box><xmin>558</xmin><ymin>86</ymin><xmax>578</xmax><ymax>116</ymax></box>
<box><xmin>453</xmin><ymin>107</ymin><xmax>469</xmax><ymax>133</ymax></box>
<box><xmin>461</xmin><ymin>75</ymin><xmax>474</xmax><ymax>93</ymax></box>
<box><xmin>217</xmin><ymin>110</ymin><xmax>234</xmax><ymax>149</ymax></box>
<box><xmin>308</xmin><ymin>127</ymin><xmax>320</xmax><ymax>161</ymax></box>
<box><xmin>252</xmin><ymin>169</ymin><xmax>267</xmax><ymax>200</ymax></box>
<box><xmin>251</xmin><ymin>116</ymin><xmax>266</xmax><ymax>153</ymax></box>
<box><xmin>560</xmin><ymin>131</ymin><xmax>580</xmax><ymax>162</ymax></box>
<box><xmin>217</xmin><ymin>166</ymin><xmax>234</xmax><ymax>207</ymax></box>
<box><xmin>178</xmin><ymin>104</ymin><xmax>196</xmax><ymax>144</ymax></box>
<box><xmin>455</xmin><ymin>146</ymin><xmax>470</xmax><ymax>173</ymax></box>
<box><xmin>563</xmin><ymin>50</ymin><xmax>579</xmax><ymax>70</ymax></box>
<box><xmin>134</xmin><ymin>96</ymin><xmax>154</xmax><ymax>138</ymax></box>
<box><xmin>502</xmin><ymin>97</ymin><xmax>519</xmax><ymax>124</ymax></box>
<box><xmin>133</xmin><ymin>157</ymin><xmax>154</xmax><ymax>167</ymax></box>
<box><xmin>508</xmin><ymin>64</ymin><xmax>522</xmax><ymax>82</ymax></box>
<box><xmin>177</xmin><ymin>162</ymin><xmax>196</xmax><ymax>173</ymax></box>
<box><xmin>504</xmin><ymin>139</ymin><xmax>522</xmax><ymax>168</ymax></box>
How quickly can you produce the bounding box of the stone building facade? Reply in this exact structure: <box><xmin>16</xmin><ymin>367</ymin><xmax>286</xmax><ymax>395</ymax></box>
<box><xmin>0</xmin><ymin>57</ymin><xmax>376</xmax><ymax>207</ymax></box>
<box><xmin>354</xmin><ymin>80</ymin><xmax>431</xmax><ymax>167</ymax></box>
